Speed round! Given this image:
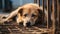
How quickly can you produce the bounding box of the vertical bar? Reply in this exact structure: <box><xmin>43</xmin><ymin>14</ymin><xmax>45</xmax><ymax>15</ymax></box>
<box><xmin>54</xmin><ymin>0</ymin><xmax>57</xmax><ymax>29</ymax></box>
<box><xmin>37</xmin><ymin>0</ymin><xmax>40</xmax><ymax>6</ymax></box>
<box><xmin>57</xmin><ymin>0</ymin><xmax>59</xmax><ymax>28</ymax></box>
<box><xmin>34</xmin><ymin>0</ymin><xmax>37</xmax><ymax>3</ymax></box>
<box><xmin>47</xmin><ymin>0</ymin><xmax>51</xmax><ymax>29</ymax></box>
<box><xmin>59</xmin><ymin>0</ymin><xmax>60</xmax><ymax>28</ymax></box>
<box><xmin>42</xmin><ymin>0</ymin><xmax>45</xmax><ymax>28</ymax></box>
<box><xmin>48</xmin><ymin>0</ymin><xmax>51</xmax><ymax>28</ymax></box>
<box><xmin>47</xmin><ymin>0</ymin><xmax>48</xmax><ymax>29</ymax></box>
<box><xmin>49</xmin><ymin>0</ymin><xmax>52</xmax><ymax>28</ymax></box>
<box><xmin>2</xmin><ymin>0</ymin><xmax>5</xmax><ymax>11</ymax></box>
<box><xmin>39</xmin><ymin>0</ymin><xmax>40</xmax><ymax>6</ymax></box>
<box><xmin>42</xmin><ymin>0</ymin><xmax>44</xmax><ymax>10</ymax></box>
<box><xmin>52</xmin><ymin>0</ymin><xmax>55</xmax><ymax>34</ymax></box>
<box><xmin>52</xmin><ymin>0</ymin><xmax>55</xmax><ymax>28</ymax></box>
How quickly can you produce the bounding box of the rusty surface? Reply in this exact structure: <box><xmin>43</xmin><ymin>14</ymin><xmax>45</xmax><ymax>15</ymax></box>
<box><xmin>0</xmin><ymin>14</ymin><xmax>53</xmax><ymax>34</ymax></box>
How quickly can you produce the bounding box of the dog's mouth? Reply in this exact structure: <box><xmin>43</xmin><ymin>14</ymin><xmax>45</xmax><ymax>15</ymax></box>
<box><xmin>26</xmin><ymin>22</ymin><xmax>31</xmax><ymax>27</ymax></box>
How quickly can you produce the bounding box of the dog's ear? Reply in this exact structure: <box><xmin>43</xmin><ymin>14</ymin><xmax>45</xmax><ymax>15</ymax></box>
<box><xmin>37</xmin><ymin>9</ymin><xmax>43</xmax><ymax>18</ymax></box>
<box><xmin>35</xmin><ymin>9</ymin><xmax>44</xmax><ymax>24</ymax></box>
<box><xmin>37</xmin><ymin>8</ymin><xmax>47</xmax><ymax>24</ymax></box>
<box><xmin>18</xmin><ymin>8</ymin><xmax>23</xmax><ymax>16</ymax></box>
<box><xmin>34</xmin><ymin>9</ymin><xmax>43</xmax><ymax>25</ymax></box>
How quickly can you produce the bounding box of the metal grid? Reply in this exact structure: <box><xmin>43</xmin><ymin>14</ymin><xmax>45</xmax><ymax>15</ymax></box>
<box><xmin>34</xmin><ymin>0</ymin><xmax>59</xmax><ymax>34</ymax></box>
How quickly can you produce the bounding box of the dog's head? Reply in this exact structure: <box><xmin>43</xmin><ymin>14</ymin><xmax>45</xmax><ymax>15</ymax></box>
<box><xmin>16</xmin><ymin>4</ymin><xmax>44</xmax><ymax>26</ymax></box>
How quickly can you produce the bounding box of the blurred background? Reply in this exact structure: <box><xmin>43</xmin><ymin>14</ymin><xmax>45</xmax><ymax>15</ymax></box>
<box><xmin>0</xmin><ymin>0</ymin><xmax>52</xmax><ymax>13</ymax></box>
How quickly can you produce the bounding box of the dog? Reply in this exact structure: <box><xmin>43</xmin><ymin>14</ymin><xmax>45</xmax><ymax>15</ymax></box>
<box><xmin>4</xmin><ymin>3</ymin><xmax>47</xmax><ymax>27</ymax></box>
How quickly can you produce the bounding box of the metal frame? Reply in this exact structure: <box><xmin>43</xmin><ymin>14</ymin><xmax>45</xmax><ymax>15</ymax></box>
<box><xmin>34</xmin><ymin>0</ymin><xmax>60</xmax><ymax>34</ymax></box>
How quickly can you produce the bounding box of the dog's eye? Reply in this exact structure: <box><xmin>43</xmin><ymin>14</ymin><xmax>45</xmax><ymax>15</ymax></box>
<box><xmin>32</xmin><ymin>14</ymin><xmax>36</xmax><ymax>17</ymax></box>
<box><xmin>24</xmin><ymin>14</ymin><xmax>28</xmax><ymax>17</ymax></box>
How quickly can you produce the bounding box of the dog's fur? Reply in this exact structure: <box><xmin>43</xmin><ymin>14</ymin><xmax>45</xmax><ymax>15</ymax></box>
<box><xmin>4</xmin><ymin>3</ymin><xmax>47</xmax><ymax>26</ymax></box>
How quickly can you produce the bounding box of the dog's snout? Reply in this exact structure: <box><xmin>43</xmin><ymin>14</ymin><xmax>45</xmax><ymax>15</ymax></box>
<box><xmin>19</xmin><ymin>21</ymin><xmax>23</xmax><ymax>23</ymax></box>
<box><xmin>19</xmin><ymin>21</ymin><xmax>24</xmax><ymax>26</ymax></box>
<box><xmin>26</xmin><ymin>22</ymin><xmax>31</xmax><ymax>26</ymax></box>
<box><xmin>27</xmin><ymin>22</ymin><xmax>30</xmax><ymax>24</ymax></box>
<box><xmin>19</xmin><ymin>21</ymin><xmax>23</xmax><ymax>25</ymax></box>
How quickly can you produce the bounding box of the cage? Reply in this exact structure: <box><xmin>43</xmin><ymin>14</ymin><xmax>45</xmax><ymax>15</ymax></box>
<box><xmin>34</xmin><ymin>0</ymin><xmax>59</xmax><ymax>34</ymax></box>
<box><xmin>0</xmin><ymin>0</ymin><xmax>59</xmax><ymax>34</ymax></box>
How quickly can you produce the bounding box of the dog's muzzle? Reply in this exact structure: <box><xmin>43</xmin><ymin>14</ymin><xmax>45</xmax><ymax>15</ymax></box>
<box><xmin>26</xmin><ymin>22</ymin><xmax>31</xmax><ymax>26</ymax></box>
<box><xmin>19</xmin><ymin>21</ymin><xmax>31</xmax><ymax>27</ymax></box>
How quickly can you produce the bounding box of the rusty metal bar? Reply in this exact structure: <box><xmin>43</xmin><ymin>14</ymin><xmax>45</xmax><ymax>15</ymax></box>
<box><xmin>34</xmin><ymin>0</ymin><xmax>37</xmax><ymax>3</ymax></box>
<box><xmin>57</xmin><ymin>0</ymin><xmax>59</xmax><ymax>28</ymax></box>
<box><xmin>42</xmin><ymin>0</ymin><xmax>46</xmax><ymax>28</ymax></box>
<box><xmin>37</xmin><ymin>0</ymin><xmax>40</xmax><ymax>6</ymax></box>
<box><xmin>48</xmin><ymin>0</ymin><xmax>52</xmax><ymax>28</ymax></box>
<box><xmin>52</xmin><ymin>0</ymin><xmax>55</xmax><ymax>29</ymax></box>
<box><xmin>54</xmin><ymin>0</ymin><xmax>57</xmax><ymax>29</ymax></box>
<box><xmin>47</xmin><ymin>0</ymin><xmax>51</xmax><ymax>28</ymax></box>
<box><xmin>42</xmin><ymin>0</ymin><xmax>44</xmax><ymax>10</ymax></box>
<box><xmin>52</xmin><ymin>0</ymin><xmax>55</xmax><ymax>34</ymax></box>
<box><xmin>47</xmin><ymin>0</ymin><xmax>49</xmax><ymax>29</ymax></box>
<box><xmin>42</xmin><ymin>0</ymin><xmax>44</xmax><ymax>11</ymax></box>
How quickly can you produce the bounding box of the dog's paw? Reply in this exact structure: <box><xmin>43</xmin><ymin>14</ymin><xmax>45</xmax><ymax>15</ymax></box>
<box><xmin>3</xmin><ymin>19</ymin><xmax>12</xmax><ymax>24</ymax></box>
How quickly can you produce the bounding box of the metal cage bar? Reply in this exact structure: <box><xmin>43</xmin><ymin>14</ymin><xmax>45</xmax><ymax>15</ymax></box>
<box><xmin>57</xmin><ymin>0</ymin><xmax>59</xmax><ymax>28</ymax></box>
<box><xmin>56</xmin><ymin>0</ymin><xmax>60</xmax><ymax>34</ymax></box>
<box><xmin>37</xmin><ymin>0</ymin><xmax>40</xmax><ymax>6</ymax></box>
<box><xmin>34</xmin><ymin>0</ymin><xmax>56</xmax><ymax>34</ymax></box>
<box><xmin>52</xmin><ymin>0</ymin><xmax>55</xmax><ymax>29</ymax></box>
<box><xmin>52</xmin><ymin>0</ymin><xmax>55</xmax><ymax>34</ymax></box>
<box><xmin>48</xmin><ymin>0</ymin><xmax>52</xmax><ymax>28</ymax></box>
<box><xmin>42</xmin><ymin>0</ymin><xmax>46</xmax><ymax>28</ymax></box>
<box><xmin>34</xmin><ymin>0</ymin><xmax>37</xmax><ymax>3</ymax></box>
<box><xmin>47</xmin><ymin>0</ymin><xmax>49</xmax><ymax>29</ymax></box>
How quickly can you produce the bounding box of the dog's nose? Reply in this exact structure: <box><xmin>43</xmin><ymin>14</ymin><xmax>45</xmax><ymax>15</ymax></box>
<box><xmin>26</xmin><ymin>22</ymin><xmax>31</xmax><ymax>26</ymax></box>
<box><xmin>19</xmin><ymin>22</ymin><xmax>23</xmax><ymax>25</ymax></box>
<box><xmin>19</xmin><ymin>22</ymin><xmax>23</xmax><ymax>23</ymax></box>
<box><xmin>27</xmin><ymin>22</ymin><xmax>30</xmax><ymax>24</ymax></box>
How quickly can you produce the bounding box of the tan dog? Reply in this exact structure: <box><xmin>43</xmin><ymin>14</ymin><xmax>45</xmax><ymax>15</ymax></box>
<box><xmin>4</xmin><ymin>3</ymin><xmax>47</xmax><ymax>26</ymax></box>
